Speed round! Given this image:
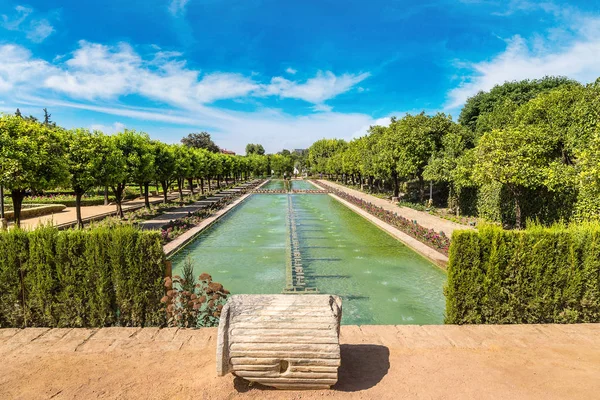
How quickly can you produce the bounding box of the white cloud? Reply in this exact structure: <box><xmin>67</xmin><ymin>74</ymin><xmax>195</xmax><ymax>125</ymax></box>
<box><xmin>1</xmin><ymin>5</ymin><xmax>55</xmax><ymax>43</ymax></box>
<box><xmin>2</xmin><ymin>41</ymin><xmax>368</xmax><ymax>110</ymax></box>
<box><xmin>262</xmin><ymin>71</ymin><xmax>370</xmax><ymax>104</ymax></box>
<box><xmin>26</xmin><ymin>19</ymin><xmax>55</xmax><ymax>43</ymax></box>
<box><xmin>0</xmin><ymin>45</ymin><xmax>55</xmax><ymax>93</ymax></box>
<box><xmin>0</xmin><ymin>40</ymin><xmax>374</xmax><ymax>153</ymax></box>
<box><xmin>285</xmin><ymin>67</ymin><xmax>297</xmax><ymax>74</ymax></box>
<box><xmin>312</xmin><ymin>104</ymin><xmax>332</xmax><ymax>112</ymax></box>
<box><xmin>169</xmin><ymin>0</ymin><xmax>190</xmax><ymax>16</ymax></box>
<box><xmin>89</xmin><ymin>122</ymin><xmax>126</xmax><ymax>134</ymax></box>
<box><xmin>446</xmin><ymin>17</ymin><xmax>600</xmax><ymax>109</ymax></box>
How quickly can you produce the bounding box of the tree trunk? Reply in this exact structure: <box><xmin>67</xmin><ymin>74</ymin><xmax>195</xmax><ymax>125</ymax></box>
<box><xmin>177</xmin><ymin>178</ymin><xmax>184</xmax><ymax>201</ymax></box>
<box><xmin>418</xmin><ymin>174</ymin><xmax>425</xmax><ymax>202</ymax></box>
<box><xmin>104</xmin><ymin>186</ymin><xmax>109</xmax><ymax>206</ymax></box>
<box><xmin>139</xmin><ymin>184</ymin><xmax>144</xmax><ymax>198</ymax></box>
<box><xmin>112</xmin><ymin>184</ymin><xmax>125</xmax><ymax>219</ymax></box>
<box><xmin>514</xmin><ymin>193</ymin><xmax>522</xmax><ymax>230</ymax></box>
<box><xmin>11</xmin><ymin>189</ymin><xmax>25</xmax><ymax>228</ymax></box>
<box><xmin>392</xmin><ymin>171</ymin><xmax>399</xmax><ymax>198</ymax></box>
<box><xmin>75</xmin><ymin>190</ymin><xmax>84</xmax><ymax>229</ymax></box>
<box><xmin>161</xmin><ymin>181</ymin><xmax>169</xmax><ymax>204</ymax></box>
<box><xmin>208</xmin><ymin>178</ymin><xmax>212</xmax><ymax>191</ymax></box>
<box><xmin>144</xmin><ymin>183</ymin><xmax>150</xmax><ymax>209</ymax></box>
<box><xmin>188</xmin><ymin>178</ymin><xmax>195</xmax><ymax>195</ymax></box>
<box><xmin>200</xmin><ymin>178</ymin><xmax>205</xmax><ymax>194</ymax></box>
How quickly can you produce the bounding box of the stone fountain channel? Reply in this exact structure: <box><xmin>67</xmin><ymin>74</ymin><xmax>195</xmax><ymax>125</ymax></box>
<box><xmin>170</xmin><ymin>180</ymin><xmax>447</xmax><ymax>325</ymax></box>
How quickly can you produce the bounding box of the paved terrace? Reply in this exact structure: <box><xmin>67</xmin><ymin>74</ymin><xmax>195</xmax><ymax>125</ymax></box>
<box><xmin>0</xmin><ymin>324</ymin><xmax>598</xmax><ymax>399</ymax></box>
<box><xmin>315</xmin><ymin>180</ymin><xmax>471</xmax><ymax>237</ymax></box>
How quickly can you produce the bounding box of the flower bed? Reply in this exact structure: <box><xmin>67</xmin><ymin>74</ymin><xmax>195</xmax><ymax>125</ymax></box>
<box><xmin>317</xmin><ymin>181</ymin><xmax>450</xmax><ymax>255</ymax></box>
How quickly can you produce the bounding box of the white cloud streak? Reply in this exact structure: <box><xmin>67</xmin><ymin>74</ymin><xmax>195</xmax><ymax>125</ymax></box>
<box><xmin>0</xmin><ymin>41</ymin><xmax>369</xmax><ymax>112</ymax></box>
<box><xmin>446</xmin><ymin>7</ymin><xmax>600</xmax><ymax>108</ymax></box>
<box><xmin>1</xmin><ymin>5</ymin><xmax>55</xmax><ymax>43</ymax></box>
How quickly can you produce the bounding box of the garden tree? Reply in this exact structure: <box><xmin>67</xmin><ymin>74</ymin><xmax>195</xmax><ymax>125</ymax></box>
<box><xmin>458</xmin><ymin>76</ymin><xmax>579</xmax><ymax>132</ymax></box>
<box><xmin>360</xmin><ymin>126</ymin><xmax>386</xmax><ymax>190</ymax></box>
<box><xmin>423</xmin><ymin>123</ymin><xmax>475</xmax><ymax>214</ymax></box>
<box><xmin>576</xmin><ymin>132</ymin><xmax>600</xmax><ymax>220</ymax></box>
<box><xmin>152</xmin><ymin>141</ymin><xmax>176</xmax><ymax>204</ymax></box>
<box><xmin>245</xmin><ymin>143</ymin><xmax>265</xmax><ymax>155</ymax></box>
<box><xmin>341</xmin><ymin>139</ymin><xmax>361</xmax><ymax>184</ymax></box>
<box><xmin>181</xmin><ymin>132</ymin><xmax>219</xmax><ymax>152</ymax></box>
<box><xmin>308</xmin><ymin>138</ymin><xmax>347</xmax><ymax>175</ymax></box>
<box><xmin>0</xmin><ymin>115</ymin><xmax>68</xmax><ymax>226</ymax></box>
<box><xmin>474</xmin><ymin>127</ymin><xmax>555</xmax><ymax>229</ymax></box>
<box><xmin>173</xmin><ymin>145</ymin><xmax>194</xmax><ymax>201</ymax></box>
<box><xmin>205</xmin><ymin>151</ymin><xmax>219</xmax><ymax>190</ymax></box>
<box><xmin>220</xmin><ymin>154</ymin><xmax>233</xmax><ymax>185</ymax></box>
<box><xmin>111</xmin><ymin>130</ymin><xmax>155</xmax><ymax>217</ymax></box>
<box><xmin>42</xmin><ymin>108</ymin><xmax>56</xmax><ymax>128</ymax></box>
<box><xmin>270</xmin><ymin>153</ymin><xmax>294</xmax><ymax>177</ymax></box>
<box><xmin>64</xmin><ymin>129</ymin><xmax>122</xmax><ymax>228</ymax></box>
<box><xmin>248</xmin><ymin>154</ymin><xmax>268</xmax><ymax>177</ymax></box>
<box><xmin>194</xmin><ymin>148</ymin><xmax>210</xmax><ymax>194</ymax></box>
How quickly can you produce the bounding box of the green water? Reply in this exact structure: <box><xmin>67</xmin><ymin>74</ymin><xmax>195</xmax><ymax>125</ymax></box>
<box><xmin>260</xmin><ymin>179</ymin><xmax>316</xmax><ymax>190</ymax></box>
<box><xmin>170</xmin><ymin>187</ymin><xmax>447</xmax><ymax>325</ymax></box>
<box><xmin>261</xmin><ymin>180</ymin><xmax>285</xmax><ymax>190</ymax></box>
<box><xmin>291</xmin><ymin>180</ymin><xmax>317</xmax><ymax>190</ymax></box>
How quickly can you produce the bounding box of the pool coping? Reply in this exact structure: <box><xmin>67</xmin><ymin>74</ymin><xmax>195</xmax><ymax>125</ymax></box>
<box><xmin>164</xmin><ymin>179</ymin><xmax>270</xmax><ymax>259</ymax></box>
<box><xmin>309</xmin><ymin>180</ymin><xmax>449</xmax><ymax>269</ymax></box>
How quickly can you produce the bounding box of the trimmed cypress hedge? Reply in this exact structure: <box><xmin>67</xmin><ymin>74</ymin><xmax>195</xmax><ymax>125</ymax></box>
<box><xmin>445</xmin><ymin>224</ymin><xmax>600</xmax><ymax>324</ymax></box>
<box><xmin>0</xmin><ymin>225</ymin><xmax>167</xmax><ymax>328</ymax></box>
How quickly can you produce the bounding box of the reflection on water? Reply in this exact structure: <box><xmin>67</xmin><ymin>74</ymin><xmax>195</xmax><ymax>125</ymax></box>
<box><xmin>171</xmin><ymin>181</ymin><xmax>447</xmax><ymax>325</ymax></box>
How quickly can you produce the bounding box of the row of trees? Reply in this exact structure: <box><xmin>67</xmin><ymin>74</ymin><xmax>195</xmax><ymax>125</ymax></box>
<box><xmin>0</xmin><ymin>116</ymin><xmax>281</xmax><ymax>228</ymax></box>
<box><xmin>308</xmin><ymin>76</ymin><xmax>600</xmax><ymax>228</ymax></box>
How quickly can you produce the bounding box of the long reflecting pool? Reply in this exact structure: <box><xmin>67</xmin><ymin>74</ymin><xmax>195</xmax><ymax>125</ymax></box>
<box><xmin>170</xmin><ymin>182</ymin><xmax>447</xmax><ymax>324</ymax></box>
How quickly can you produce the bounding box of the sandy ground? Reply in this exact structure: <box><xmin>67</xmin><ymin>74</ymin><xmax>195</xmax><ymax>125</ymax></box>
<box><xmin>1</xmin><ymin>324</ymin><xmax>599</xmax><ymax>400</ymax></box>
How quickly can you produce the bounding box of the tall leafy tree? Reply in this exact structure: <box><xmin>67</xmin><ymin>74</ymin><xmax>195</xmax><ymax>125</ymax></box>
<box><xmin>111</xmin><ymin>130</ymin><xmax>154</xmax><ymax>217</ymax></box>
<box><xmin>0</xmin><ymin>115</ymin><xmax>67</xmax><ymax>226</ymax></box>
<box><xmin>65</xmin><ymin>129</ymin><xmax>122</xmax><ymax>228</ymax></box>
<box><xmin>245</xmin><ymin>143</ymin><xmax>265</xmax><ymax>155</ymax></box>
<box><xmin>474</xmin><ymin>127</ymin><xmax>554</xmax><ymax>229</ymax></box>
<box><xmin>153</xmin><ymin>141</ymin><xmax>176</xmax><ymax>204</ymax></box>
<box><xmin>458</xmin><ymin>76</ymin><xmax>579</xmax><ymax>132</ymax></box>
<box><xmin>181</xmin><ymin>132</ymin><xmax>219</xmax><ymax>152</ymax></box>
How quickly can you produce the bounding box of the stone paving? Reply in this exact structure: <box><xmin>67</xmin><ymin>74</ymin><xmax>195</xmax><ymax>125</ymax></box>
<box><xmin>316</xmin><ymin>180</ymin><xmax>472</xmax><ymax>237</ymax></box>
<box><xmin>1</xmin><ymin>324</ymin><xmax>599</xmax><ymax>399</ymax></box>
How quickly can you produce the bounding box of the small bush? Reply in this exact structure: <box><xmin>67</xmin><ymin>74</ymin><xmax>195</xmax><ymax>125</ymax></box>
<box><xmin>161</xmin><ymin>271</ymin><xmax>229</xmax><ymax>328</ymax></box>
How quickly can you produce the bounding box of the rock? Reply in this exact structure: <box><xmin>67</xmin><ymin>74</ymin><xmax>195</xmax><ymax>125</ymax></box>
<box><xmin>216</xmin><ymin>294</ymin><xmax>342</xmax><ymax>390</ymax></box>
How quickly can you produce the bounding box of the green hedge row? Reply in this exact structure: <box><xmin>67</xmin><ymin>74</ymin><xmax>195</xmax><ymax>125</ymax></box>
<box><xmin>0</xmin><ymin>225</ymin><xmax>167</xmax><ymax>328</ymax></box>
<box><xmin>445</xmin><ymin>224</ymin><xmax>600</xmax><ymax>324</ymax></box>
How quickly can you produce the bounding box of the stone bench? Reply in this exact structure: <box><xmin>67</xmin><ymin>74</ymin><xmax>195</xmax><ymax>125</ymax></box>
<box><xmin>217</xmin><ymin>294</ymin><xmax>342</xmax><ymax>389</ymax></box>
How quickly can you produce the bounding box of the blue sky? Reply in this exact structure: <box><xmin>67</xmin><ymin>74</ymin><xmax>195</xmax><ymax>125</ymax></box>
<box><xmin>1</xmin><ymin>0</ymin><xmax>599</xmax><ymax>153</ymax></box>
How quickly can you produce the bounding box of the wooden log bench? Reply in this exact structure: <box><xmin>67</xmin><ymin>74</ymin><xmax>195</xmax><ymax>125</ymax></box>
<box><xmin>217</xmin><ymin>294</ymin><xmax>342</xmax><ymax>389</ymax></box>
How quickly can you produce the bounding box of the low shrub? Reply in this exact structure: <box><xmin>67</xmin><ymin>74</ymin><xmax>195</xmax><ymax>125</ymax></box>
<box><xmin>0</xmin><ymin>225</ymin><xmax>167</xmax><ymax>328</ymax></box>
<box><xmin>446</xmin><ymin>223</ymin><xmax>600</xmax><ymax>324</ymax></box>
<box><xmin>161</xmin><ymin>269</ymin><xmax>229</xmax><ymax>328</ymax></box>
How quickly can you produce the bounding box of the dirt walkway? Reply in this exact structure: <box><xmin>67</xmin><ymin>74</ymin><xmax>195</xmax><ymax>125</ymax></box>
<box><xmin>316</xmin><ymin>180</ymin><xmax>471</xmax><ymax>237</ymax></box>
<box><xmin>1</xmin><ymin>324</ymin><xmax>598</xmax><ymax>399</ymax></box>
<box><xmin>17</xmin><ymin>193</ymin><xmax>179</xmax><ymax>229</ymax></box>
